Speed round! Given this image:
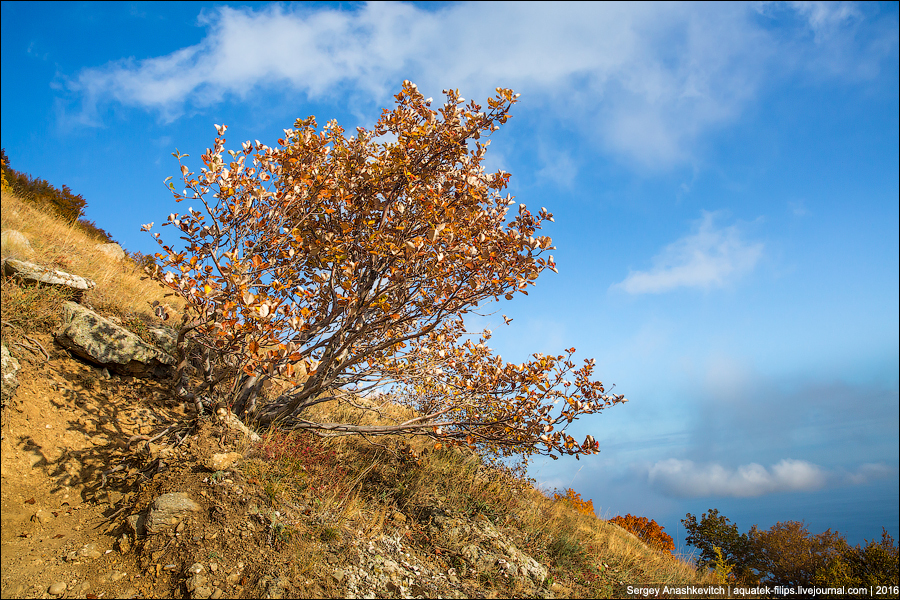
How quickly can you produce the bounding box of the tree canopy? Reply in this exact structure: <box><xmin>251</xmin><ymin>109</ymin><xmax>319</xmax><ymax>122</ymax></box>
<box><xmin>146</xmin><ymin>82</ymin><xmax>626</xmax><ymax>464</ymax></box>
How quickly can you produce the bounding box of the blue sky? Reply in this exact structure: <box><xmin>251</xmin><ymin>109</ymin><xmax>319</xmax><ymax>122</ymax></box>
<box><xmin>2</xmin><ymin>1</ymin><xmax>897</xmax><ymax>549</ymax></box>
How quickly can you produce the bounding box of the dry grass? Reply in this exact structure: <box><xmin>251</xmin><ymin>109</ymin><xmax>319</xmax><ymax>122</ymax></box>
<box><xmin>236</xmin><ymin>397</ymin><xmax>718</xmax><ymax>596</ymax></box>
<box><xmin>1</xmin><ymin>190</ymin><xmax>182</xmax><ymax>339</ymax></box>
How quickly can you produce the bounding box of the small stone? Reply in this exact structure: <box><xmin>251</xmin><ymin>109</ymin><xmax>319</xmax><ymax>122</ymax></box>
<box><xmin>78</xmin><ymin>542</ymin><xmax>103</xmax><ymax>559</ymax></box>
<box><xmin>210</xmin><ymin>588</ymin><xmax>223</xmax><ymax>600</ymax></box>
<box><xmin>332</xmin><ymin>569</ymin><xmax>345</xmax><ymax>583</ymax></box>
<box><xmin>31</xmin><ymin>509</ymin><xmax>52</xmax><ymax>524</ymax></box>
<box><xmin>126</xmin><ymin>513</ymin><xmax>146</xmax><ymax>537</ymax></box>
<box><xmin>48</xmin><ymin>581</ymin><xmax>67</xmax><ymax>595</ymax></box>
<box><xmin>110</xmin><ymin>570</ymin><xmax>128</xmax><ymax>582</ymax></box>
<box><xmin>145</xmin><ymin>492</ymin><xmax>201</xmax><ymax>534</ymax></box>
<box><xmin>204</xmin><ymin>452</ymin><xmax>243</xmax><ymax>472</ymax></box>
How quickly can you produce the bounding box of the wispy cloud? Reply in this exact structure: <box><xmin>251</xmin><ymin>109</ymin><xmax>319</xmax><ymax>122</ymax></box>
<box><xmin>646</xmin><ymin>458</ymin><xmax>893</xmax><ymax>498</ymax></box>
<box><xmin>62</xmin><ymin>2</ymin><xmax>895</xmax><ymax>167</ymax></box>
<box><xmin>611</xmin><ymin>211</ymin><xmax>763</xmax><ymax>294</ymax></box>
<box><xmin>535</xmin><ymin>144</ymin><xmax>578</xmax><ymax>188</ymax></box>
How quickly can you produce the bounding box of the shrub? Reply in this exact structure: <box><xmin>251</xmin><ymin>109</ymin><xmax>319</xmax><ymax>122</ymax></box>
<box><xmin>609</xmin><ymin>514</ymin><xmax>675</xmax><ymax>554</ymax></box>
<box><xmin>553</xmin><ymin>487</ymin><xmax>596</xmax><ymax>518</ymax></box>
<box><xmin>146</xmin><ymin>82</ymin><xmax>627</xmax><ymax>465</ymax></box>
<box><xmin>1</xmin><ymin>148</ymin><xmax>114</xmax><ymax>243</ymax></box>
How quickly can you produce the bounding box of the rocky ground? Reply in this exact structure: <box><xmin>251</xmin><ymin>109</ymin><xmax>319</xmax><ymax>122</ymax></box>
<box><xmin>1</xmin><ymin>328</ymin><xmax>570</xmax><ymax>599</ymax></box>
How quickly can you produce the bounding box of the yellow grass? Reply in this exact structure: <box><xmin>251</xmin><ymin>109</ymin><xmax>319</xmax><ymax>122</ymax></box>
<box><xmin>1</xmin><ymin>189</ymin><xmax>182</xmax><ymax>335</ymax></box>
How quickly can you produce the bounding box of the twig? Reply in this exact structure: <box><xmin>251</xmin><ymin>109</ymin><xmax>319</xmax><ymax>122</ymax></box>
<box><xmin>23</xmin><ymin>335</ymin><xmax>49</xmax><ymax>361</ymax></box>
<box><xmin>127</xmin><ymin>434</ymin><xmax>150</xmax><ymax>447</ymax></box>
<box><xmin>146</xmin><ymin>425</ymin><xmax>176</xmax><ymax>445</ymax></box>
<box><xmin>105</xmin><ymin>505</ymin><xmax>128</xmax><ymax>521</ymax></box>
<box><xmin>100</xmin><ymin>464</ymin><xmax>126</xmax><ymax>489</ymax></box>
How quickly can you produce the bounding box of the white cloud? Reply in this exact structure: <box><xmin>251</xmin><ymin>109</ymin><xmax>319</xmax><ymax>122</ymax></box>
<box><xmin>648</xmin><ymin>458</ymin><xmax>827</xmax><ymax>497</ymax></box>
<box><xmin>839</xmin><ymin>462</ymin><xmax>895</xmax><ymax>486</ymax></box>
<box><xmin>63</xmin><ymin>2</ymin><xmax>895</xmax><ymax>167</ymax></box>
<box><xmin>611</xmin><ymin>211</ymin><xmax>763</xmax><ymax>294</ymax></box>
<box><xmin>646</xmin><ymin>458</ymin><xmax>895</xmax><ymax>498</ymax></box>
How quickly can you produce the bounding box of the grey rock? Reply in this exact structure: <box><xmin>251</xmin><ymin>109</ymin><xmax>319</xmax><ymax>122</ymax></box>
<box><xmin>145</xmin><ymin>492</ymin><xmax>201</xmax><ymax>534</ymax></box>
<box><xmin>1</xmin><ymin>230</ymin><xmax>33</xmax><ymax>260</ymax></box>
<box><xmin>96</xmin><ymin>242</ymin><xmax>125</xmax><ymax>261</ymax></box>
<box><xmin>1</xmin><ymin>344</ymin><xmax>20</xmax><ymax>406</ymax></box>
<box><xmin>2</xmin><ymin>258</ymin><xmax>94</xmax><ymax>300</ymax></box>
<box><xmin>148</xmin><ymin>326</ymin><xmax>177</xmax><ymax>355</ymax></box>
<box><xmin>55</xmin><ymin>302</ymin><xmax>174</xmax><ymax>379</ymax></box>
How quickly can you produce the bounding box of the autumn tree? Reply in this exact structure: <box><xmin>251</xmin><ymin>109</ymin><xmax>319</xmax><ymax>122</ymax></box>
<box><xmin>751</xmin><ymin>520</ymin><xmax>850</xmax><ymax>587</ymax></box>
<box><xmin>145</xmin><ymin>82</ymin><xmax>626</xmax><ymax>464</ymax></box>
<box><xmin>684</xmin><ymin>509</ymin><xmax>898</xmax><ymax>589</ymax></box>
<box><xmin>609</xmin><ymin>514</ymin><xmax>676</xmax><ymax>554</ymax></box>
<box><xmin>815</xmin><ymin>529</ymin><xmax>899</xmax><ymax>592</ymax></box>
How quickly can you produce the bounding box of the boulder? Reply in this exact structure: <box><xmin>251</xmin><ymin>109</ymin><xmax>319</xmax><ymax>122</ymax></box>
<box><xmin>148</xmin><ymin>326</ymin><xmax>177</xmax><ymax>355</ymax></box>
<box><xmin>1</xmin><ymin>343</ymin><xmax>21</xmax><ymax>406</ymax></box>
<box><xmin>2</xmin><ymin>258</ymin><xmax>95</xmax><ymax>300</ymax></box>
<box><xmin>55</xmin><ymin>302</ymin><xmax>174</xmax><ymax>378</ymax></box>
<box><xmin>1</xmin><ymin>230</ymin><xmax>34</xmax><ymax>260</ymax></box>
<box><xmin>145</xmin><ymin>492</ymin><xmax>201</xmax><ymax>534</ymax></box>
<box><xmin>96</xmin><ymin>243</ymin><xmax>125</xmax><ymax>261</ymax></box>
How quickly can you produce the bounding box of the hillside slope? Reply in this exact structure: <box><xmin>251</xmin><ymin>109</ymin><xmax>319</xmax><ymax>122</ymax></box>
<box><xmin>1</xmin><ymin>189</ymin><xmax>716</xmax><ymax>598</ymax></box>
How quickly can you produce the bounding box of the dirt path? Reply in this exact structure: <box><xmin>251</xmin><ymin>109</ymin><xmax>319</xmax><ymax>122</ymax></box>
<box><xmin>1</xmin><ymin>331</ymin><xmax>183</xmax><ymax>599</ymax></box>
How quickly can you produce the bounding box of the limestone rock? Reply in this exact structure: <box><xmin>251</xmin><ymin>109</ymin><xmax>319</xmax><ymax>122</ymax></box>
<box><xmin>204</xmin><ymin>452</ymin><xmax>243</xmax><ymax>472</ymax></box>
<box><xmin>96</xmin><ymin>242</ymin><xmax>125</xmax><ymax>261</ymax></box>
<box><xmin>47</xmin><ymin>582</ymin><xmax>67</xmax><ymax>596</ymax></box>
<box><xmin>77</xmin><ymin>542</ymin><xmax>103</xmax><ymax>560</ymax></box>
<box><xmin>216</xmin><ymin>407</ymin><xmax>261</xmax><ymax>443</ymax></box>
<box><xmin>1</xmin><ymin>344</ymin><xmax>20</xmax><ymax>406</ymax></box>
<box><xmin>149</xmin><ymin>326</ymin><xmax>177</xmax><ymax>355</ymax></box>
<box><xmin>55</xmin><ymin>301</ymin><xmax>174</xmax><ymax>378</ymax></box>
<box><xmin>1</xmin><ymin>230</ymin><xmax>33</xmax><ymax>260</ymax></box>
<box><xmin>2</xmin><ymin>258</ymin><xmax>95</xmax><ymax>300</ymax></box>
<box><xmin>145</xmin><ymin>492</ymin><xmax>201</xmax><ymax>534</ymax></box>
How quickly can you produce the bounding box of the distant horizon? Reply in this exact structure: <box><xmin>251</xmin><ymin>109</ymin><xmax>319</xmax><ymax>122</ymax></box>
<box><xmin>2</xmin><ymin>1</ymin><xmax>897</xmax><ymax>549</ymax></box>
